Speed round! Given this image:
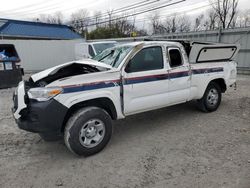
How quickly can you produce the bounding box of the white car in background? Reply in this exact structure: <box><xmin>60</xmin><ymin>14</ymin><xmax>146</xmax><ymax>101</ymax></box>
<box><xmin>75</xmin><ymin>41</ymin><xmax>117</xmax><ymax>59</ymax></box>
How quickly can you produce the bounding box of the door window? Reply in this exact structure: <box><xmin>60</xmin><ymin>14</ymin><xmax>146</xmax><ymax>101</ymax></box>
<box><xmin>168</xmin><ymin>48</ymin><xmax>183</xmax><ymax>67</ymax></box>
<box><xmin>125</xmin><ymin>46</ymin><xmax>163</xmax><ymax>73</ymax></box>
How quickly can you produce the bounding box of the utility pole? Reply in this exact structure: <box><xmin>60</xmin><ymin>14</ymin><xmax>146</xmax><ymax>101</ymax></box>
<box><xmin>107</xmin><ymin>10</ymin><xmax>113</xmax><ymax>28</ymax></box>
<box><xmin>85</xmin><ymin>27</ymin><xmax>88</xmax><ymax>40</ymax></box>
<box><xmin>218</xmin><ymin>26</ymin><xmax>222</xmax><ymax>43</ymax></box>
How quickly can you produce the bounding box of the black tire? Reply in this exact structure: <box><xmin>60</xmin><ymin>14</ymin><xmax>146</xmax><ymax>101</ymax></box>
<box><xmin>197</xmin><ymin>82</ymin><xmax>222</xmax><ymax>112</ymax></box>
<box><xmin>64</xmin><ymin>107</ymin><xmax>112</xmax><ymax>156</ymax></box>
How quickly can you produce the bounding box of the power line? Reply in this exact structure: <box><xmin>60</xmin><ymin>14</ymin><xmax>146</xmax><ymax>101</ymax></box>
<box><xmin>84</xmin><ymin>0</ymin><xmax>161</xmax><ymax>21</ymax></box>
<box><xmin>83</xmin><ymin>0</ymin><xmax>185</xmax><ymax>27</ymax></box>
<box><xmin>112</xmin><ymin>0</ymin><xmax>151</xmax><ymax>11</ymax></box>
<box><xmin>0</xmin><ymin>0</ymin><xmax>101</xmax><ymax>18</ymax></box>
<box><xmin>133</xmin><ymin>2</ymin><xmax>213</xmax><ymax>24</ymax></box>
<box><xmin>67</xmin><ymin>0</ymin><xmax>163</xmax><ymax>23</ymax></box>
<box><xmin>86</xmin><ymin>1</ymin><xmax>214</xmax><ymax>29</ymax></box>
<box><xmin>0</xmin><ymin>4</ymin><xmax>63</xmax><ymax>17</ymax></box>
<box><xmin>2</xmin><ymin>0</ymin><xmax>150</xmax><ymax>18</ymax></box>
<box><xmin>0</xmin><ymin>0</ymin><xmax>61</xmax><ymax>13</ymax></box>
<box><xmin>65</xmin><ymin>0</ymin><xmax>170</xmax><ymax>25</ymax></box>
<box><xmin>1</xmin><ymin>0</ymin><xmax>174</xmax><ymax>23</ymax></box>
<box><xmin>71</xmin><ymin>0</ymin><xmax>181</xmax><ymax>25</ymax></box>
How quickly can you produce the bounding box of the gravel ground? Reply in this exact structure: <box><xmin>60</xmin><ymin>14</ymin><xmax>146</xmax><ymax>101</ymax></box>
<box><xmin>0</xmin><ymin>75</ymin><xmax>249</xmax><ymax>188</ymax></box>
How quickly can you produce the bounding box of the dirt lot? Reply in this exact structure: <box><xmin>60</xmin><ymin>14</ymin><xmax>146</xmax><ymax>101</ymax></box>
<box><xmin>0</xmin><ymin>75</ymin><xmax>250</xmax><ymax>188</ymax></box>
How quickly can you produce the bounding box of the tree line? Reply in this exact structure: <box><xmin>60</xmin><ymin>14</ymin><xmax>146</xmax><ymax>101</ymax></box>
<box><xmin>34</xmin><ymin>0</ymin><xmax>250</xmax><ymax>39</ymax></box>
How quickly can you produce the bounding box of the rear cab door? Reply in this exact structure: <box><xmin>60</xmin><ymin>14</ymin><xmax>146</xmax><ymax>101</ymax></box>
<box><xmin>166</xmin><ymin>45</ymin><xmax>191</xmax><ymax>104</ymax></box>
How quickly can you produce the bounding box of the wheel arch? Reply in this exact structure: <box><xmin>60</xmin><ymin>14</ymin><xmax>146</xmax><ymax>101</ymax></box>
<box><xmin>208</xmin><ymin>78</ymin><xmax>227</xmax><ymax>93</ymax></box>
<box><xmin>61</xmin><ymin>97</ymin><xmax>117</xmax><ymax>132</ymax></box>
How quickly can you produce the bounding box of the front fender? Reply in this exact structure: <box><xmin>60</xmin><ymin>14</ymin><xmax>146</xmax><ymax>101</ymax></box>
<box><xmin>54</xmin><ymin>88</ymin><xmax>124</xmax><ymax>119</ymax></box>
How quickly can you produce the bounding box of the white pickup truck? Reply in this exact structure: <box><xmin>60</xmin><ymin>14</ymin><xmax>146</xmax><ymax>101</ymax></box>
<box><xmin>12</xmin><ymin>40</ymin><xmax>239</xmax><ymax>156</ymax></box>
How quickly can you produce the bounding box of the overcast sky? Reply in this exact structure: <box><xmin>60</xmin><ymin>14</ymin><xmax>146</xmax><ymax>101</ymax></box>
<box><xmin>0</xmin><ymin>0</ymin><xmax>248</xmax><ymax>22</ymax></box>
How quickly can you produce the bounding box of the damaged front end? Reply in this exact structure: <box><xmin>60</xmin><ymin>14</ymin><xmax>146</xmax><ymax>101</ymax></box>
<box><xmin>29</xmin><ymin>59</ymin><xmax>112</xmax><ymax>87</ymax></box>
<box><xmin>12</xmin><ymin>59</ymin><xmax>113</xmax><ymax>138</ymax></box>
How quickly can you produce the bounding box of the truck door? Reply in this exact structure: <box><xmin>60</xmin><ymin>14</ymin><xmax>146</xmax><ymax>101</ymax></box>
<box><xmin>122</xmin><ymin>46</ymin><xmax>169</xmax><ymax>115</ymax></box>
<box><xmin>167</xmin><ymin>47</ymin><xmax>191</xmax><ymax>104</ymax></box>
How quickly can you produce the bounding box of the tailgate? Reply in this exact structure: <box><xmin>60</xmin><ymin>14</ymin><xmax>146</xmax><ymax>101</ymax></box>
<box><xmin>189</xmin><ymin>43</ymin><xmax>240</xmax><ymax>63</ymax></box>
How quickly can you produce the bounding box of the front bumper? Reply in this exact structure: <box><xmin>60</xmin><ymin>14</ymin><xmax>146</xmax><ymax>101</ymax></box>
<box><xmin>12</xmin><ymin>82</ymin><xmax>68</xmax><ymax>135</ymax></box>
<box><xmin>14</xmin><ymin>99</ymin><xmax>68</xmax><ymax>134</ymax></box>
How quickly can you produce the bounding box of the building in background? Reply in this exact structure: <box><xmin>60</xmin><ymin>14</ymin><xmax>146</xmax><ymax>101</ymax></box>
<box><xmin>0</xmin><ymin>18</ymin><xmax>81</xmax><ymax>40</ymax></box>
<box><xmin>0</xmin><ymin>18</ymin><xmax>85</xmax><ymax>71</ymax></box>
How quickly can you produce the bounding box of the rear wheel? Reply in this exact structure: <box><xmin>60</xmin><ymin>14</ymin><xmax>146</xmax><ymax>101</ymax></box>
<box><xmin>64</xmin><ymin>107</ymin><xmax>112</xmax><ymax>156</ymax></box>
<box><xmin>197</xmin><ymin>82</ymin><xmax>222</xmax><ymax>112</ymax></box>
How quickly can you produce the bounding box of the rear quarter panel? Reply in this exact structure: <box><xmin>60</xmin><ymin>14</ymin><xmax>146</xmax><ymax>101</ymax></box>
<box><xmin>190</xmin><ymin>61</ymin><xmax>237</xmax><ymax>100</ymax></box>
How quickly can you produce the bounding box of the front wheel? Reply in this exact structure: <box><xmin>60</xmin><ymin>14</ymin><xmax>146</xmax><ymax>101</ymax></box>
<box><xmin>64</xmin><ymin>107</ymin><xmax>112</xmax><ymax>156</ymax></box>
<box><xmin>197</xmin><ymin>82</ymin><xmax>222</xmax><ymax>112</ymax></box>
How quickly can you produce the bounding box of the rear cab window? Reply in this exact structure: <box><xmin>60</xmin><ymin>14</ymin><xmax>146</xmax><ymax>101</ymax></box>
<box><xmin>168</xmin><ymin>48</ymin><xmax>183</xmax><ymax>68</ymax></box>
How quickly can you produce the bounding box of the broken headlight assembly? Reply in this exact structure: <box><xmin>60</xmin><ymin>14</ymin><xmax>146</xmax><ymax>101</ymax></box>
<box><xmin>27</xmin><ymin>87</ymin><xmax>63</xmax><ymax>102</ymax></box>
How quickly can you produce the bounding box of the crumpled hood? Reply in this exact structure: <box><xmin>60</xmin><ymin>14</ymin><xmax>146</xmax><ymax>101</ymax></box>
<box><xmin>31</xmin><ymin>59</ymin><xmax>112</xmax><ymax>82</ymax></box>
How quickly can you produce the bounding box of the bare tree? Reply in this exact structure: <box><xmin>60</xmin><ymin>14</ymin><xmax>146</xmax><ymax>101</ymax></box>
<box><xmin>243</xmin><ymin>9</ymin><xmax>250</xmax><ymax>27</ymax></box>
<box><xmin>178</xmin><ymin>15</ymin><xmax>191</xmax><ymax>32</ymax></box>
<box><xmin>205</xmin><ymin>9</ymin><xmax>218</xmax><ymax>30</ymax></box>
<box><xmin>235</xmin><ymin>9</ymin><xmax>250</xmax><ymax>27</ymax></box>
<box><xmin>46</xmin><ymin>15</ymin><xmax>57</xmax><ymax>24</ymax></box>
<box><xmin>149</xmin><ymin>12</ymin><xmax>162</xmax><ymax>34</ymax></box>
<box><xmin>35</xmin><ymin>12</ymin><xmax>64</xmax><ymax>24</ymax></box>
<box><xmin>114</xmin><ymin>14</ymin><xmax>135</xmax><ymax>35</ymax></box>
<box><xmin>164</xmin><ymin>15</ymin><xmax>177</xmax><ymax>33</ymax></box>
<box><xmin>35</xmin><ymin>14</ymin><xmax>47</xmax><ymax>23</ymax></box>
<box><xmin>148</xmin><ymin>12</ymin><xmax>191</xmax><ymax>34</ymax></box>
<box><xmin>54</xmin><ymin>11</ymin><xmax>64</xmax><ymax>25</ymax></box>
<box><xmin>194</xmin><ymin>14</ymin><xmax>205</xmax><ymax>31</ymax></box>
<box><xmin>210</xmin><ymin>0</ymin><xmax>239</xmax><ymax>29</ymax></box>
<box><xmin>163</xmin><ymin>15</ymin><xmax>191</xmax><ymax>33</ymax></box>
<box><xmin>70</xmin><ymin>9</ymin><xmax>89</xmax><ymax>35</ymax></box>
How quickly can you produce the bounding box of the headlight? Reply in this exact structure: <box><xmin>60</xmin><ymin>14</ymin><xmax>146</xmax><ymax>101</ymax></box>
<box><xmin>28</xmin><ymin>87</ymin><xmax>62</xmax><ymax>101</ymax></box>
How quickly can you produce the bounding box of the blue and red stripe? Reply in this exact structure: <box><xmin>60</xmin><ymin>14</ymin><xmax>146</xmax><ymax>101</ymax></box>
<box><xmin>62</xmin><ymin>67</ymin><xmax>223</xmax><ymax>93</ymax></box>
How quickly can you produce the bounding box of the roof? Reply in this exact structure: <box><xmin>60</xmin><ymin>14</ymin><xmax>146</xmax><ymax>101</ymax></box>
<box><xmin>0</xmin><ymin>18</ymin><xmax>82</xmax><ymax>40</ymax></box>
<box><xmin>89</xmin><ymin>41</ymin><xmax>117</xmax><ymax>44</ymax></box>
<box><xmin>115</xmin><ymin>41</ymin><xmax>182</xmax><ymax>47</ymax></box>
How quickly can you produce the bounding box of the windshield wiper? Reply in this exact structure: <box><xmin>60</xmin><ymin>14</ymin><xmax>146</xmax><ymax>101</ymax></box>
<box><xmin>97</xmin><ymin>50</ymin><xmax>114</xmax><ymax>62</ymax></box>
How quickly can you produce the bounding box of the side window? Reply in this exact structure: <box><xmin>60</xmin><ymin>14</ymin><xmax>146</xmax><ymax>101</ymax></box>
<box><xmin>126</xmin><ymin>46</ymin><xmax>163</xmax><ymax>73</ymax></box>
<box><xmin>88</xmin><ymin>45</ymin><xmax>95</xmax><ymax>57</ymax></box>
<box><xmin>168</xmin><ymin>48</ymin><xmax>183</xmax><ymax>68</ymax></box>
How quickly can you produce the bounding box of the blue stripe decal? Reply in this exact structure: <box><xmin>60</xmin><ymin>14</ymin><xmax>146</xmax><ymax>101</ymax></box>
<box><xmin>169</xmin><ymin>71</ymin><xmax>189</xmax><ymax>79</ymax></box>
<box><xmin>192</xmin><ymin>67</ymin><xmax>223</xmax><ymax>75</ymax></box>
<box><xmin>62</xmin><ymin>67</ymin><xmax>223</xmax><ymax>93</ymax></box>
<box><xmin>125</xmin><ymin>74</ymin><xmax>168</xmax><ymax>85</ymax></box>
<box><xmin>63</xmin><ymin>82</ymin><xmax>119</xmax><ymax>93</ymax></box>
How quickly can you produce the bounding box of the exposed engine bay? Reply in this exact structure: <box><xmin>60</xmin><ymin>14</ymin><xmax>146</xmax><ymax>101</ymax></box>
<box><xmin>28</xmin><ymin>63</ymin><xmax>101</xmax><ymax>87</ymax></box>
